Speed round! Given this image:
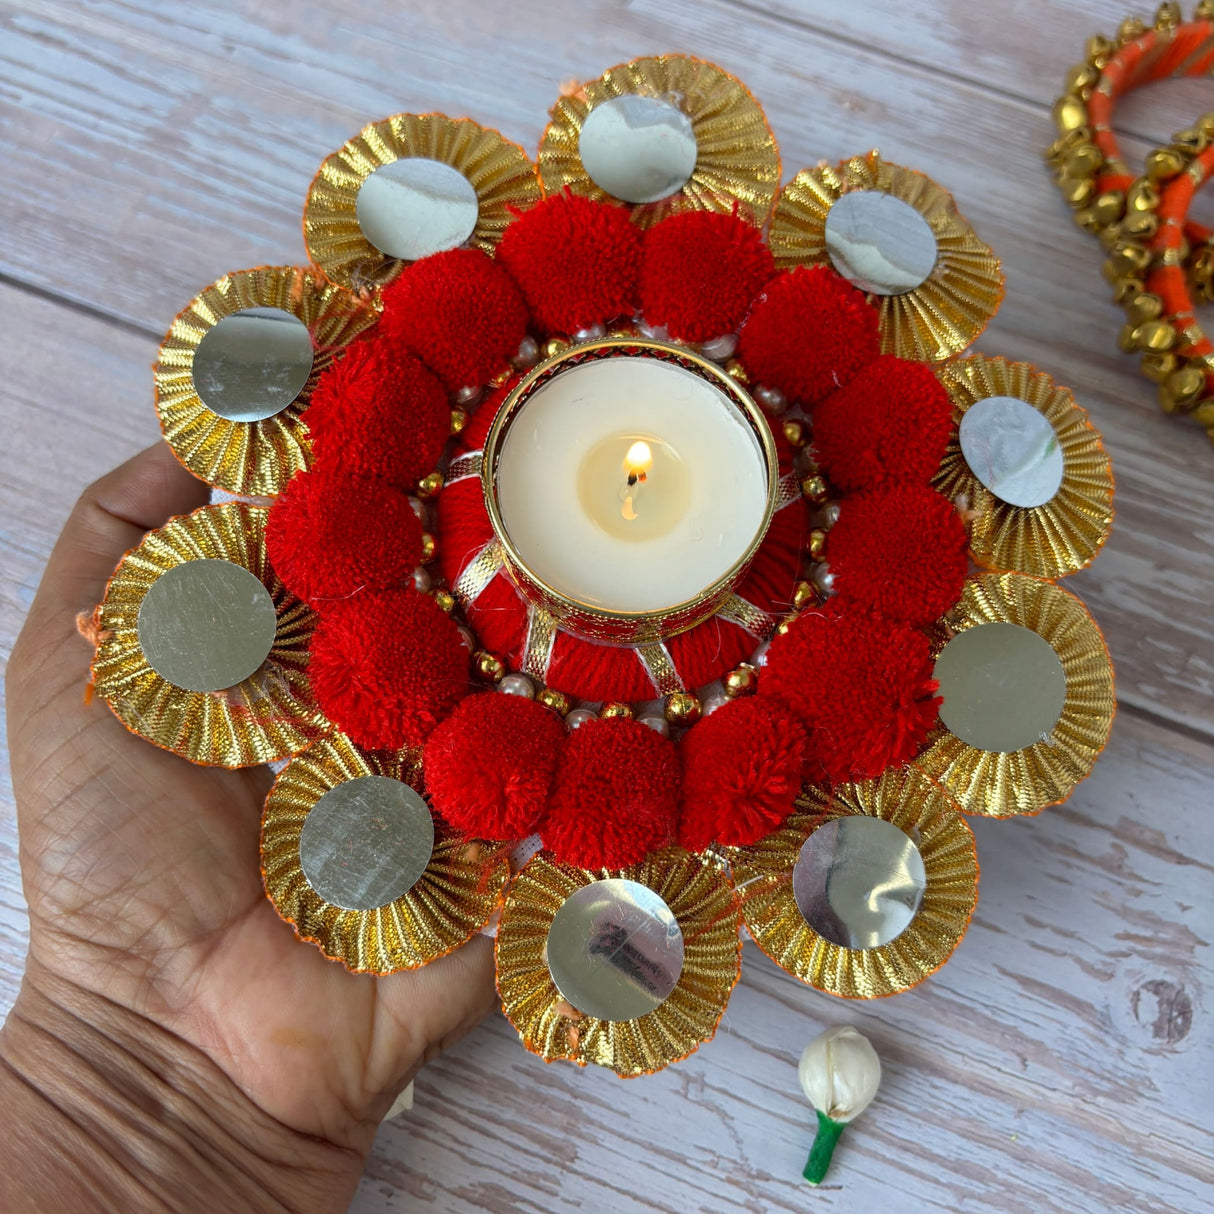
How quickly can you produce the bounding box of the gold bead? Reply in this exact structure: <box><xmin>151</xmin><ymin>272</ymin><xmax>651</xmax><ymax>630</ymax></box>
<box><xmin>536</xmin><ymin>688</ymin><xmax>570</xmax><ymax>716</ymax></box>
<box><xmin>1197</xmin><ymin>1</ymin><xmax>1214</xmax><ymax>22</ymax></box>
<box><xmin>724</xmin><ymin>358</ymin><xmax>751</xmax><ymax>385</ymax></box>
<box><xmin>1105</xmin><ymin>240</ymin><xmax>1151</xmax><ymax>276</ymax></box>
<box><xmin>1173</xmin><ymin>126</ymin><xmax>1210</xmax><ymax>154</ymax></box>
<box><xmin>542</xmin><ymin>336</ymin><xmax>570</xmax><ymax>359</ymax></box>
<box><xmin>1111</xmin><ymin>276</ymin><xmax>1146</xmax><ymax>304</ymax></box>
<box><xmin>792</xmin><ymin>580</ymin><xmax>815</xmax><ymax>610</ymax></box>
<box><xmin>1166</xmin><ymin>366</ymin><xmax>1207</xmax><ymax>406</ymax></box>
<box><xmin>664</xmin><ymin>692</ymin><xmax>701</xmax><ymax>726</ymax></box>
<box><xmin>1192</xmin><ymin>400</ymin><xmax>1214</xmax><ymax>426</ymax></box>
<box><xmin>1146</xmin><ymin>147</ymin><xmax>1186</xmax><ymax>180</ymax></box>
<box><xmin>1085</xmin><ymin>33</ymin><xmax>1114</xmax><ymax>65</ymax></box>
<box><xmin>1126</xmin><ymin>292</ymin><xmax>1164</xmax><ymax>323</ymax></box>
<box><xmin>417</xmin><ymin>471</ymin><xmax>445</xmax><ymax>498</ymax></box>
<box><xmin>1126</xmin><ymin>179</ymin><xmax>1160</xmax><ymax>213</ymax></box>
<box><xmin>1097</xmin><ymin>225</ymin><xmax>1122</xmax><ymax>251</ymax></box>
<box><xmin>473</xmin><ymin>651</ymin><xmax>505</xmax><ymax>683</ymax></box>
<box><xmin>1059</xmin><ymin>173</ymin><xmax>1095</xmax><ymax>207</ymax></box>
<box><xmin>1116</xmin><ymin>14</ymin><xmax>1148</xmax><ymax>43</ymax></box>
<box><xmin>1052</xmin><ymin>94</ymin><xmax>1089</xmax><ymax>134</ymax></box>
<box><xmin>1140</xmin><ymin>350</ymin><xmax>1179</xmax><ymax>383</ymax></box>
<box><xmin>1045</xmin><ymin>128</ymin><xmax>1089</xmax><ymax>163</ymax></box>
<box><xmin>1134</xmin><ymin>319</ymin><xmax>1177</xmax><ymax>351</ymax></box>
<box><xmin>1120</xmin><ymin>210</ymin><xmax>1159</xmax><ymax>239</ymax></box>
<box><xmin>600</xmin><ymin>701</ymin><xmax>634</xmax><ymax>720</ymax></box>
<box><xmin>800</xmin><ymin>474</ymin><xmax>828</xmax><ymax>502</ymax></box>
<box><xmin>1072</xmin><ymin>205</ymin><xmax>1102</xmax><ymax>232</ymax></box>
<box><xmin>1092</xmin><ymin>190</ymin><xmax>1126</xmax><ymax>225</ymax></box>
<box><xmin>1064</xmin><ymin>62</ymin><xmax>1100</xmax><ymax>92</ymax></box>
<box><xmin>723</xmin><ymin>665</ymin><xmax>757</xmax><ymax>698</ymax></box>
<box><xmin>609</xmin><ymin>320</ymin><xmax>640</xmax><ymax>338</ymax></box>
<box><xmin>783</xmin><ymin>419</ymin><xmax>808</xmax><ymax>448</ymax></box>
<box><xmin>489</xmin><ymin>366</ymin><xmax>513</xmax><ymax>388</ymax></box>
<box><xmin>1064</xmin><ymin>143</ymin><xmax>1103</xmax><ymax>177</ymax></box>
<box><xmin>775</xmin><ymin>616</ymin><xmax>795</xmax><ymax>637</ymax></box>
<box><xmin>808</xmin><ymin>527</ymin><xmax>827</xmax><ymax>561</ymax></box>
<box><xmin>433</xmin><ymin>590</ymin><xmax>456</xmax><ymax>614</ymax></box>
<box><xmin>1117</xmin><ymin>322</ymin><xmax>1140</xmax><ymax>354</ymax></box>
<box><xmin>449</xmin><ymin>408</ymin><xmax>468</xmax><ymax>435</ymax></box>
<box><xmin>420</xmin><ymin>532</ymin><xmax>437</xmax><ymax>562</ymax></box>
<box><xmin>1154</xmin><ymin>2</ymin><xmax>1182</xmax><ymax>32</ymax></box>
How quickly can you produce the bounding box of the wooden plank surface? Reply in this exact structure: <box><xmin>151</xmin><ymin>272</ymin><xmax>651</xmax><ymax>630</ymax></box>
<box><xmin>0</xmin><ymin>2</ymin><xmax>1211</xmax><ymax>1211</ymax></box>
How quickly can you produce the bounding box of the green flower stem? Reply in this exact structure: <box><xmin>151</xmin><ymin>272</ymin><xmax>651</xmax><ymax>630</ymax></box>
<box><xmin>803</xmin><ymin>1109</ymin><xmax>846</xmax><ymax>1185</ymax></box>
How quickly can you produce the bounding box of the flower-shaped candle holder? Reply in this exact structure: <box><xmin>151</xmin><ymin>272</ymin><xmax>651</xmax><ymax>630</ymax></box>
<box><xmin>90</xmin><ymin>54</ymin><xmax>1116</xmax><ymax>1076</ymax></box>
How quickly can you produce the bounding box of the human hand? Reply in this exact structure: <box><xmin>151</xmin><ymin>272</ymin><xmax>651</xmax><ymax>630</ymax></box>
<box><xmin>2</xmin><ymin>444</ymin><xmax>496</xmax><ymax>1211</ymax></box>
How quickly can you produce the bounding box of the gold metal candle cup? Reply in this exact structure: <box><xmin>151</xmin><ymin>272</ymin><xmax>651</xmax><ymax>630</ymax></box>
<box><xmin>481</xmin><ymin>338</ymin><xmax>779</xmax><ymax>645</ymax></box>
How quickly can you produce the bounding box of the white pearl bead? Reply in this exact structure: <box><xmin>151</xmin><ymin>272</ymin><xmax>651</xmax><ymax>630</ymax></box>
<box><xmin>499</xmin><ymin>673</ymin><xmax>535</xmax><ymax>698</ymax></box>
<box><xmin>818</xmin><ymin>501</ymin><xmax>842</xmax><ymax>528</ymax></box>
<box><xmin>637</xmin><ymin>320</ymin><xmax>669</xmax><ymax>342</ymax></box>
<box><xmin>572</xmin><ymin>322</ymin><xmax>607</xmax><ymax>344</ymax></box>
<box><xmin>637</xmin><ymin>714</ymin><xmax>670</xmax><ymax>737</ymax></box>
<box><xmin>755</xmin><ymin>385</ymin><xmax>788</xmax><ymax>415</ymax></box>
<box><xmin>698</xmin><ymin>333</ymin><xmax>738</xmax><ymax>361</ymax></box>
<box><xmin>512</xmin><ymin>335</ymin><xmax>540</xmax><ymax>369</ymax></box>
<box><xmin>751</xmin><ymin>640</ymin><xmax>771</xmax><ymax>667</ymax></box>
<box><xmin>412</xmin><ymin>567</ymin><xmax>432</xmax><ymax>593</ymax></box>
<box><xmin>701</xmin><ymin>689</ymin><xmax>729</xmax><ymax>716</ymax></box>
<box><xmin>565</xmin><ymin>708</ymin><xmax>598</xmax><ymax>730</ymax></box>
<box><xmin>455</xmin><ymin>384</ymin><xmax>483</xmax><ymax>406</ymax></box>
<box><xmin>812</xmin><ymin>562</ymin><xmax>836</xmax><ymax>596</ymax></box>
<box><xmin>408</xmin><ymin>496</ymin><xmax>425</xmax><ymax>520</ymax></box>
<box><xmin>457</xmin><ymin>626</ymin><xmax>476</xmax><ymax>652</ymax></box>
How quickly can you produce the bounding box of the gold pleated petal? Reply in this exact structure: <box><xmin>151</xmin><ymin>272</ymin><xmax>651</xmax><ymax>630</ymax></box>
<box><xmin>92</xmin><ymin>502</ymin><xmax>331</xmax><ymax>767</ymax></box>
<box><xmin>914</xmin><ymin>573</ymin><xmax>1115</xmax><ymax>817</ymax></box>
<box><xmin>768</xmin><ymin>152</ymin><xmax>1004</xmax><ymax>362</ymax></box>
<box><xmin>538</xmin><ymin>55</ymin><xmax>781</xmax><ymax>227</ymax></box>
<box><xmin>933</xmin><ymin>357</ymin><xmax>1115</xmax><ymax>578</ymax></box>
<box><xmin>495</xmin><ymin>848</ymin><xmax>741</xmax><ymax>1076</ymax></box>
<box><xmin>261</xmin><ymin>734</ymin><xmax>509</xmax><ymax>973</ymax></box>
<box><xmin>732</xmin><ymin>768</ymin><xmax>978</xmax><ymax>999</ymax></box>
<box><xmin>303</xmin><ymin>113</ymin><xmax>542</xmax><ymax>291</ymax></box>
<box><xmin>154</xmin><ymin>266</ymin><xmax>377</xmax><ymax>496</ymax></box>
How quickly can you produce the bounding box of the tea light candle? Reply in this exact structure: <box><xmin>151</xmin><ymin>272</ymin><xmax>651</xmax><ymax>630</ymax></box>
<box><xmin>492</xmin><ymin>353</ymin><xmax>770</xmax><ymax>615</ymax></box>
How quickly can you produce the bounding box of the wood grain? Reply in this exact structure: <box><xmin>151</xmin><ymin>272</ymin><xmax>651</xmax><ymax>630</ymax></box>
<box><xmin>0</xmin><ymin>2</ymin><xmax>1211</xmax><ymax>1211</ymax></box>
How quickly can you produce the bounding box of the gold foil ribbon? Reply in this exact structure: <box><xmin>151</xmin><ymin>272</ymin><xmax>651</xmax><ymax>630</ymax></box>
<box><xmin>774</xmin><ymin>471</ymin><xmax>801</xmax><ymax>511</ymax></box>
<box><xmin>934</xmin><ymin>356</ymin><xmax>1115</xmax><ymax>579</ymax></box>
<box><xmin>636</xmin><ymin>642</ymin><xmax>686</xmax><ymax>695</ymax></box>
<box><xmin>92</xmin><ymin>502</ymin><xmax>331</xmax><ymax>767</ymax></box>
<box><xmin>446</xmin><ymin>451</ymin><xmax>484</xmax><ymax>485</ymax></box>
<box><xmin>914</xmin><ymin>573</ymin><xmax>1116</xmax><ymax>817</ymax></box>
<box><xmin>718</xmin><ymin>593</ymin><xmax>775</xmax><ymax>637</ymax></box>
<box><xmin>521</xmin><ymin>605</ymin><xmax>559</xmax><ymax>680</ymax></box>
<box><xmin>304</xmin><ymin>113</ymin><xmax>541</xmax><ymax>291</ymax></box>
<box><xmin>452</xmin><ymin>538</ymin><xmax>505</xmax><ymax>606</ymax></box>
<box><xmin>154</xmin><ymin>266</ymin><xmax>377</xmax><ymax>497</ymax></box>
<box><xmin>538</xmin><ymin>55</ymin><xmax>781</xmax><ymax>227</ymax></box>
<box><xmin>495</xmin><ymin>849</ymin><xmax>741</xmax><ymax>1076</ymax></box>
<box><xmin>732</xmin><ymin>768</ymin><xmax>978</xmax><ymax>999</ymax></box>
<box><xmin>768</xmin><ymin>152</ymin><xmax>1004</xmax><ymax>363</ymax></box>
<box><xmin>262</xmin><ymin>733</ymin><xmax>509</xmax><ymax>973</ymax></box>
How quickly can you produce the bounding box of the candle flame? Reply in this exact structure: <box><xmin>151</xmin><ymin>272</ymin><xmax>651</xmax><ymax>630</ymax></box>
<box><xmin>624</xmin><ymin>440</ymin><xmax>653</xmax><ymax>478</ymax></box>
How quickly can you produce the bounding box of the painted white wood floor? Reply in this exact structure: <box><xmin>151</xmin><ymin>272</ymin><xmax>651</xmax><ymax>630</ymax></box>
<box><xmin>0</xmin><ymin>2</ymin><xmax>1211</xmax><ymax>1210</ymax></box>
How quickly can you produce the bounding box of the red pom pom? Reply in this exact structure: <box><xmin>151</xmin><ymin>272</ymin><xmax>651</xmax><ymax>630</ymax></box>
<box><xmin>827</xmin><ymin>485</ymin><xmax>969</xmax><ymax>626</ymax></box>
<box><xmin>812</xmin><ymin>355</ymin><xmax>953</xmax><ymax>492</ymax></box>
<box><xmin>304</xmin><ymin>339</ymin><xmax>449</xmax><ymax>488</ymax></box>
<box><xmin>266</xmin><ymin>468</ymin><xmax>423</xmax><ymax>606</ymax></box>
<box><xmin>738</xmin><ymin>266</ymin><xmax>880</xmax><ymax>405</ymax></box>
<box><xmin>423</xmin><ymin>693</ymin><xmax>565</xmax><ymax>840</ymax></box>
<box><xmin>308</xmin><ymin>588</ymin><xmax>468</xmax><ymax>750</ymax></box>
<box><xmin>496</xmin><ymin>194</ymin><xmax>641</xmax><ymax>334</ymax></box>
<box><xmin>640</xmin><ymin>211</ymin><xmax>775</xmax><ymax>341</ymax></box>
<box><xmin>678</xmin><ymin>698</ymin><xmax>807</xmax><ymax>850</ymax></box>
<box><xmin>540</xmin><ymin>718</ymin><xmax>680</xmax><ymax>868</ymax></box>
<box><xmin>759</xmin><ymin>604</ymin><xmax>939</xmax><ymax>784</ymax></box>
<box><xmin>379</xmin><ymin>248</ymin><xmax>528</xmax><ymax>392</ymax></box>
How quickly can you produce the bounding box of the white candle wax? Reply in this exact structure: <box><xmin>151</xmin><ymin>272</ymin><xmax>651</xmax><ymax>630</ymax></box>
<box><xmin>495</xmin><ymin>356</ymin><xmax>769</xmax><ymax>613</ymax></box>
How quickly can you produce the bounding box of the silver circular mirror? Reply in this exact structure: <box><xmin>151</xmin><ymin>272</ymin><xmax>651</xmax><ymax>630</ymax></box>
<box><xmin>959</xmin><ymin>395</ymin><xmax>1065</xmax><ymax>509</ymax></box>
<box><xmin>545</xmin><ymin>878</ymin><xmax>684</xmax><ymax>1021</ymax></box>
<box><xmin>137</xmin><ymin>558</ymin><xmax>277</xmax><ymax>692</ymax></box>
<box><xmin>578</xmin><ymin>95</ymin><xmax>697</xmax><ymax>205</ymax></box>
<box><xmin>793</xmin><ymin>817</ymin><xmax>927</xmax><ymax>949</ymax></box>
<box><xmin>935</xmin><ymin>621</ymin><xmax>1067</xmax><ymax>752</ymax></box>
<box><xmin>192</xmin><ymin>307</ymin><xmax>314</xmax><ymax>422</ymax></box>
<box><xmin>824</xmin><ymin>191</ymin><xmax>938</xmax><ymax>295</ymax></box>
<box><xmin>299</xmin><ymin>776</ymin><xmax>435</xmax><ymax>911</ymax></box>
<box><xmin>355</xmin><ymin>157</ymin><xmax>480</xmax><ymax>261</ymax></box>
